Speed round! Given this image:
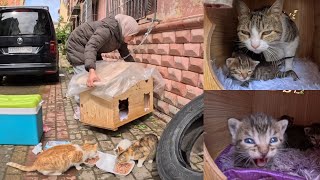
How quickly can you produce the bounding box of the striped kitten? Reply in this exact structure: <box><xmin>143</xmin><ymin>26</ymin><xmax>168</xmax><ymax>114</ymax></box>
<box><xmin>236</xmin><ymin>0</ymin><xmax>299</xmax><ymax>79</ymax></box>
<box><xmin>226</xmin><ymin>53</ymin><xmax>298</xmax><ymax>87</ymax></box>
<box><xmin>228</xmin><ymin>113</ymin><xmax>288</xmax><ymax>168</ymax></box>
<box><xmin>116</xmin><ymin>134</ymin><xmax>158</xmax><ymax>167</ymax></box>
<box><xmin>304</xmin><ymin>123</ymin><xmax>320</xmax><ymax>148</ymax></box>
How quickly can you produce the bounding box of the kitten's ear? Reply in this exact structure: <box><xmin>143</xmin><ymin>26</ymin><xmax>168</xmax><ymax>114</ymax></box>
<box><xmin>235</xmin><ymin>0</ymin><xmax>250</xmax><ymax>16</ymax></box>
<box><xmin>228</xmin><ymin>118</ymin><xmax>242</xmax><ymax>141</ymax></box>
<box><xmin>226</xmin><ymin>58</ymin><xmax>237</xmax><ymax>68</ymax></box>
<box><xmin>304</xmin><ymin>127</ymin><xmax>311</xmax><ymax>135</ymax></box>
<box><xmin>252</xmin><ymin>60</ymin><xmax>260</xmax><ymax>67</ymax></box>
<box><xmin>277</xmin><ymin>119</ymin><xmax>288</xmax><ymax>135</ymax></box>
<box><xmin>268</xmin><ymin>0</ymin><xmax>284</xmax><ymax>15</ymax></box>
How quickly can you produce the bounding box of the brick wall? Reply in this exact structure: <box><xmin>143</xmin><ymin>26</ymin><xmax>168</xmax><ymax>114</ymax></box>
<box><xmin>102</xmin><ymin>25</ymin><xmax>204</xmax><ymax>121</ymax></box>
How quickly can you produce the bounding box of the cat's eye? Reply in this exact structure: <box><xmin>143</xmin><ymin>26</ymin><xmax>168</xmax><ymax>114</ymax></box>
<box><xmin>240</xmin><ymin>30</ymin><xmax>250</xmax><ymax>36</ymax></box>
<box><xmin>248</xmin><ymin>70</ymin><xmax>253</xmax><ymax>73</ymax></box>
<box><xmin>262</xmin><ymin>30</ymin><xmax>273</xmax><ymax>36</ymax></box>
<box><xmin>244</xmin><ymin>138</ymin><xmax>255</xmax><ymax>144</ymax></box>
<box><xmin>270</xmin><ymin>137</ymin><xmax>278</xmax><ymax>143</ymax></box>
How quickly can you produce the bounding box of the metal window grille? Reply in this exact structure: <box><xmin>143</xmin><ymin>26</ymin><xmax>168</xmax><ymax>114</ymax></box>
<box><xmin>107</xmin><ymin>0</ymin><xmax>156</xmax><ymax>20</ymax></box>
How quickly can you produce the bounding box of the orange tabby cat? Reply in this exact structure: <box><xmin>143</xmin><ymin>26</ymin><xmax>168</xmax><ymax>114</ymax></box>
<box><xmin>116</xmin><ymin>134</ymin><xmax>158</xmax><ymax>167</ymax></box>
<box><xmin>6</xmin><ymin>142</ymin><xmax>98</xmax><ymax>176</ymax></box>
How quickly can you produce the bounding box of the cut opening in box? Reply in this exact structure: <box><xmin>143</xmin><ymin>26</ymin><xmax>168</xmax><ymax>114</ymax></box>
<box><xmin>144</xmin><ymin>93</ymin><xmax>150</xmax><ymax>111</ymax></box>
<box><xmin>119</xmin><ymin>99</ymin><xmax>129</xmax><ymax>121</ymax></box>
<box><xmin>205</xmin><ymin>0</ymin><xmax>320</xmax><ymax>90</ymax></box>
<box><xmin>204</xmin><ymin>91</ymin><xmax>320</xmax><ymax>179</ymax></box>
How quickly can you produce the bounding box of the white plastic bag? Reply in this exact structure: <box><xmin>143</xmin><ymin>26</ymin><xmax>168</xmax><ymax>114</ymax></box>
<box><xmin>67</xmin><ymin>62</ymin><xmax>165</xmax><ymax>101</ymax></box>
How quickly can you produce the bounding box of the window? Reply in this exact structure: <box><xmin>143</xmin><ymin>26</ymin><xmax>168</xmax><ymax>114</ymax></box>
<box><xmin>106</xmin><ymin>0</ymin><xmax>157</xmax><ymax>20</ymax></box>
<box><xmin>0</xmin><ymin>10</ymin><xmax>51</xmax><ymax>36</ymax></box>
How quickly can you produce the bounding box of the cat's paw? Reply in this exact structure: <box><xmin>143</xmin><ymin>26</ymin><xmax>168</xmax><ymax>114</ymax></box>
<box><xmin>75</xmin><ymin>165</ymin><xmax>82</xmax><ymax>170</ymax></box>
<box><xmin>287</xmin><ymin>70</ymin><xmax>299</xmax><ymax>81</ymax></box>
<box><xmin>137</xmin><ymin>163</ymin><xmax>143</xmax><ymax>168</ymax></box>
<box><xmin>148</xmin><ymin>160</ymin><xmax>153</xmax><ymax>164</ymax></box>
<box><xmin>240</xmin><ymin>81</ymin><xmax>249</xmax><ymax>87</ymax></box>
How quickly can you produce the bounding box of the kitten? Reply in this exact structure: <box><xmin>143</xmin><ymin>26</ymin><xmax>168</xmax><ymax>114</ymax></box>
<box><xmin>6</xmin><ymin>143</ymin><xmax>98</xmax><ymax>176</ymax></box>
<box><xmin>226</xmin><ymin>52</ymin><xmax>298</xmax><ymax>87</ymax></box>
<box><xmin>116</xmin><ymin>134</ymin><xmax>158</xmax><ymax>167</ymax></box>
<box><xmin>113</xmin><ymin>139</ymin><xmax>132</xmax><ymax>155</ymax></box>
<box><xmin>228</xmin><ymin>113</ymin><xmax>288</xmax><ymax>168</ymax></box>
<box><xmin>236</xmin><ymin>0</ymin><xmax>299</xmax><ymax>79</ymax></box>
<box><xmin>279</xmin><ymin>115</ymin><xmax>313</xmax><ymax>150</ymax></box>
<box><xmin>304</xmin><ymin>123</ymin><xmax>320</xmax><ymax>148</ymax></box>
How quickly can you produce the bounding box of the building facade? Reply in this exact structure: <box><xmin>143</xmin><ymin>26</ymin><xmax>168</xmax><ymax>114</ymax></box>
<box><xmin>0</xmin><ymin>0</ymin><xmax>25</xmax><ymax>6</ymax></box>
<box><xmin>64</xmin><ymin>0</ymin><xmax>204</xmax><ymax>121</ymax></box>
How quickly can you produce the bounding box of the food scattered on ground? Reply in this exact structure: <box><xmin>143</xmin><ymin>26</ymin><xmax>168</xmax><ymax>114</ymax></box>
<box><xmin>114</xmin><ymin>162</ymin><xmax>133</xmax><ymax>175</ymax></box>
<box><xmin>84</xmin><ymin>156</ymin><xmax>100</xmax><ymax>167</ymax></box>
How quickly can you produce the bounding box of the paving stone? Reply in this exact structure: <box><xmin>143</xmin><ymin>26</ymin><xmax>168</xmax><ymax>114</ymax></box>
<box><xmin>119</xmin><ymin>174</ymin><xmax>134</xmax><ymax>180</ymax></box>
<box><xmin>0</xmin><ymin>154</ymin><xmax>11</xmax><ymax>162</ymax></box>
<box><xmin>70</xmin><ymin>140</ymin><xmax>83</xmax><ymax>145</ymax></box>
<box><xmin>144</xmin><ymin>162</ymin><xmax>157</xmax><ymax>172</ymax></box>
<box><xmin>5</xmin><ymin>174</ymin><xmax>21</xmax><ymax>180</ymax></box>
<box><xmin>99</xmin><ymin>141</ymin><xmax>114</xmax><ymax>151</ymax></box>
<box><xmin>110</xmin><ymin>137</ymin><xmax>122</xmax><ymax>146</ymax></box>
<box><xmin>0</xmin><ymin>172</ymin><xmax>4</xmax><ymax>180</ymax></box>
<box><xmin>6</xmin><ymin>166</ymin><xmax>22</xmax><ymax>175</ymax></box>
<box><xmin>132</xmin><ymin>165</ymin><xmax>152</xmax><ymax>180</ymax></box>
<box><xmin>95</xmin><ymin>133</ymin><xmax>108</xmax><ymax>141</ymax></box>
<box><xmin>97</xmin><ymin>173</ymin><xmax>118</xmax><ymax>180</ymax></box>
<box><xmin>78</xmin><ymin>170</ymin><xmax>95</xmax><ymax>180</ymax></box>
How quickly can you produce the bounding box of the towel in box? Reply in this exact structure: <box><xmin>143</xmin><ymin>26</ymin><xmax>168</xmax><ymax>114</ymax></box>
<box><xmin>0</xmin><ymin>94</ymin><xmax>43</xmax><ymax>145</ymax></box>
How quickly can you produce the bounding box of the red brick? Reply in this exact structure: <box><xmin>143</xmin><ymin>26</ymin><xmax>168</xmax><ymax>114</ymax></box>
<box><xmin>171</xmin><ymin>81</ymin><xmax>187</xmax><ymax>96</ymax></box>
<box><xmin>150</xmin><ymin>54</ymin><xmax>162</xmax><ymax>65</ymax></box>
<box><xmin>164</xmin><ymin>91</ymin><xmax>178</xmax><ymax>106</ymax></box>
<box><xmin>162</xmin><ymin>32</ymin><xmax>176</xmax><ymax>43</ymax></box>
<box><xmin>181</xmin><ymin>71</ymin><xmax>199</xmax><ymax>86</ymax></box>
<box><xmin>169</xmin><ymin>44</ymin><xmax>184</xmax><ymax>56</ymax></box>
<box><xmin>177</xmin><ymin>96</ymin><xmax>191</xmax><ymax>109</ymax></box>
<box><xmin>198</xmin><ymin>74</ymin><xmax>204</xmax><ymax>89</ymax></box>
<box><xmin>135</xmin><ymin>54</ymin><xmax>143</xmax><ymax>62</ymax></box>
<box><xmin>200</xmin><ymin>43</ymin><xmax>204</xmax><ymax>58</ymax></box>
<box><xmin>162</xmin><ymin>55</ymin><xmax>175</xmax><ymax>68</ymax></box>
<box><xmin>175</xmin><ymin>30</ymin><xmax>191</xmax><ymax>43</ymax></box>
<box><xmin>157</xmin><ymin>44</ymin><xmax>170</xmax><ymax>55</ymax></box>
<box><xmin>147</xmin><ymin>44</ymin><xmax>158</xmax><ymax>54</ymax></box>
<box><xmin>191</xmin><ymin>29</ymin><xmax>204</xmax><ymax>43</ymax></box>
<box><xmin>157</xmin><ymin>100</ymin><xmax>170</xmax><ymax>114</ymax></box>
<box><xmin>147</xmin><ymin>64</ymin><xmax>157</xmax><ymax>69</ymax></box>
<box><xmin>139</xmin><ymin>44</ymin><xmax>148</xmax><ymax>54</ymax></box>
<box><xmin>184</xmin><ymin>43</ymin><xmax>201</xmax><ymax>57</ymax></box>
<box><xmin>189</xmin><ymin>57</ymin><xmax>204</xmax><ymax>73</ymax></box>
<box><xmin>157</xmin><ymin>66</ymin><xmax>169</xmax><ymax>79</ymax></box>
<box><xmin>142</xmin><ymin>54</ymin><xmax>151</xmax><ymax>63</ymax></box>
<box><xmin>168</xmin><ymin>104</ymin><xmax>180</xmax><ymax>117</ymax></box>
<box><xmin>135</xmin><ymin>35</ymin><xmax>143</xmax><ymax>44</ymax></box>
<box><xmin>185</xmin><ymin>85</ymin><xmax>203</xmax><ymax>99</ymax></box>
<box><xmin>164</xmin><ymin>79</ymin><xmax>172</xmax><ymax>91</ymax></box>
<box><xmin>152</xmin><ymin>33</ymin><xmax>163</xmax><ymax>43</ymax></box>
<box><xmin>145</xmin><ymin>34</ymin><xmax>153</xmax><ymax>44</ymax></box>
<box><xmin>174</xmin><ymin>56</ymin><xmax>189</xmax><ymax>70</ymax></box>
<box><xmin>168</xmin><ymin>68</ymin><xmax>182</xmax><ymax>82</ymax></box>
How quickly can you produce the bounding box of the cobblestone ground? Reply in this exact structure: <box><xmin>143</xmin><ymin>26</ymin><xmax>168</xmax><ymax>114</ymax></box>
<box><xmin>0</xmin><ymin>56</ymin><xmax>203</xmax><ymax>180</ymax></box>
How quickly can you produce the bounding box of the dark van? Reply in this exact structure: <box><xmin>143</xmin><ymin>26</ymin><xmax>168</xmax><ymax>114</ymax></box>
<box><xmin>0</xmin><ymin>6</ymin><xmax>59</xmax><ymax>82</ymax></box>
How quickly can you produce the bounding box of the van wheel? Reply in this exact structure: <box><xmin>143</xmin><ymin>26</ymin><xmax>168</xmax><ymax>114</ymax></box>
<box><xmin>46</xmin><ymin>71</ymin><xmax>60</xmax><ymax>83</ymax></box>
<box><xmin>156</xmin><ymin>94</ymin><xmax>203</xmax><ymax>180</ymax></box>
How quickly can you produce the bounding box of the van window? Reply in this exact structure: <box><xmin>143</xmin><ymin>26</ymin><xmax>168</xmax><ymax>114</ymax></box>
<box><xmin>0</xmin><ymin>9</ymin><xmax>51</xmax><ymax>36</ymax></box>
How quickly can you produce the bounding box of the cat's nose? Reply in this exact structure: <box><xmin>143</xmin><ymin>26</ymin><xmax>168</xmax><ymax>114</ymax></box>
<box><xmin>251</xmin><ymin>44</ymin><xmax>260</xmax><ymax>49</ymax></box>
<box><xmin>251</xmin><ymin>40</ymin><xmax>260</xmax><ymax>49</ymax></box>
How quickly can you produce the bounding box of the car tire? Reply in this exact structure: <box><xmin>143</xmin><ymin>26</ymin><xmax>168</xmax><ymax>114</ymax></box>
<box><xmin>46</xmin><ymin>70</ymin><xmax>60</xmax><ymax>83</ymax></box>
<box><xmin>156</xmin><ymin>94</ymin><xmax>203</xmax><ymax>180</ymax></box>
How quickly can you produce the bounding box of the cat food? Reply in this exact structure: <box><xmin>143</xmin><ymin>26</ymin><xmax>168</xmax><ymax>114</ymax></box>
<box><xmin>84</xmin><ymin>156</ymin><xmax>100</xmax><ymax>167</ymax></box>
<box><xmin>114</xmin><ymin>162</ymin><xmax>133</xmax><ymax>175</ymax></box>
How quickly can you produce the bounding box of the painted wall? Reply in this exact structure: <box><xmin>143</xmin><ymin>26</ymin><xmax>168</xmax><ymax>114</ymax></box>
<box><xmin>156</xmin><ymin>0</ymin><xmax>203</xmax><ymax>21</ymax></box>
<box><xmin>5</xmin><ymin>0</ymin><xmax>25</xmax><ymax>5</ymax></box>
<box><xmin>59</xmin><ymin>0</ymin><xmax>69</xmax><ymax>26</ymax></box>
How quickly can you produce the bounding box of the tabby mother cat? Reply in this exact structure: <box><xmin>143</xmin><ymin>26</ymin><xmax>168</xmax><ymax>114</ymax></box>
<box><xmin>228</xmin><ymin>113</ymin><xmax>288</xmax><ymax>168</ymax></box>
<box><xmin>236</xmin><ymin>0</ymin><xmax>299</xmax><ymax>79</ymax></box>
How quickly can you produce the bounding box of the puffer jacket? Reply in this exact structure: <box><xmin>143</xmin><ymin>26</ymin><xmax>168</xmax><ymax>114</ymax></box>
<box><xmin>66</xmin><ymin>16</ymin><xmax>134</xmax><ymax>71</ymax></box>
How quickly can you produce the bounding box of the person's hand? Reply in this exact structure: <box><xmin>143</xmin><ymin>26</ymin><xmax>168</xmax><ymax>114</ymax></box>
<box><xmin>87</xmin><ymin>69</ymin><xmax>100</xmax><ymax>87</ymax></box>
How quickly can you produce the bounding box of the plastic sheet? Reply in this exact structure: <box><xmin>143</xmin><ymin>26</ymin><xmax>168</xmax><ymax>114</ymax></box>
<box><xmin>67</xmin><ymin>62</ymin><xmax>165</xmax><ymax>101</ymax></box>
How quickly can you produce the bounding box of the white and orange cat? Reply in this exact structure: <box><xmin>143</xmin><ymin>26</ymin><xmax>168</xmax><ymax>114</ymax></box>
<box><xmin>116</xmin><ymin>134</ymin><xmax>158</xmax><ymax>167</ymax></box>
<box><xmin>6</xmin><ymin>142</ymin><xmax>98</xmax><ymax>176</ymax></box>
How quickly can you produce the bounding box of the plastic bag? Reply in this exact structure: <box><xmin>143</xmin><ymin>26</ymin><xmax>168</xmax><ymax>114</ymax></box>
<box><xmin>67</xmin><ymin>62</ymin><xmax>165</xmax><ymax>101</ymax></box>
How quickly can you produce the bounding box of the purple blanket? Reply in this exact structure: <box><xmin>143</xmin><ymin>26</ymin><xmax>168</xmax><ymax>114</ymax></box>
<box><xmin>215</xmin><ymin>145</ymin><xmax>320</xmax><ymax>180</ymax></box>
